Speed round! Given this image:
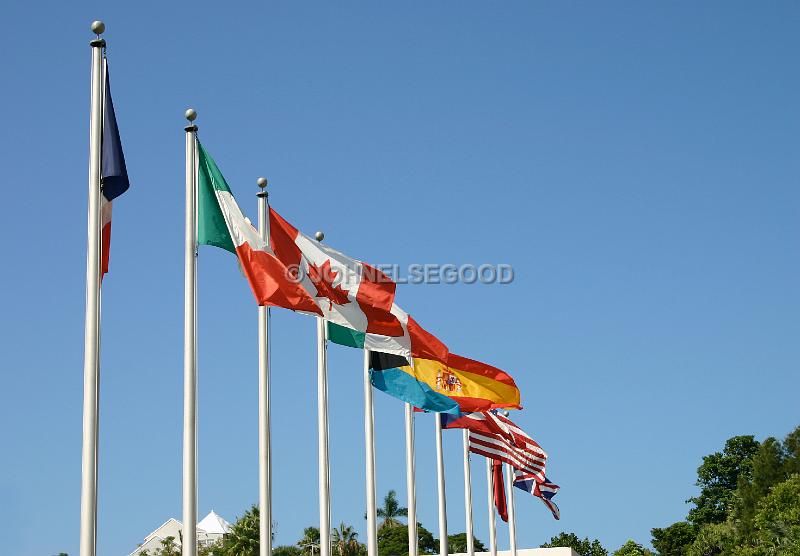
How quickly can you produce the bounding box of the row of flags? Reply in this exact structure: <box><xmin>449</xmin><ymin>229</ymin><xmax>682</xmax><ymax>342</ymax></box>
<box><xmin>85</xmin><ymin>26</ymin><xmax>559</xmax><ymax>556</ymax></box>
<box><xmin>195</xmin><ymin>128</ymin><xmax>563</xmax><ymax>519</ymax></box>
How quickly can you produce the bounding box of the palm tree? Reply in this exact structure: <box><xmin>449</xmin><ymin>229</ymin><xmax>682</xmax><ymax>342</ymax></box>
<box><xmin>331</xmin><ymin>523</ymin><xmax>361</xmax><ymax>556</ymax></box>
<box><xmin>298</xmin><ymin>526</ymin><xmax>321</xmax><ymax>556</ymax></box>
<box><xmin>376</xmin><ymin>490</ymin><xmax>407</xmax><ymax>530</ymax></box>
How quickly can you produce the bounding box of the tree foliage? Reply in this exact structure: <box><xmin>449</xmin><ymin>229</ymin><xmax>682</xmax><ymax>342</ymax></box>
<box><xmin>612</xmin><ymin>540</ymin><xmax>655</xmax><ymax>556</ymax></box>
<box><xmin>376</xmin><ymin>490</ymin><xmax>408</xmax><ymax>530</ymax></box>
<box><xmin>298</xmin><ymin>526</ymin><xmax>321</xmax><ymax>556</ymax></box>
<box><xmin>747</xmin><ymin>473</ymin><xmax>800</xmax><ymax>553</ymax></box>
<box><xmin>221</xmin><ymin>505</ymin><xmax>261</xmax><ymax>556</ymax></box>
<box><xmin>541</xmin><ymin>532</ymin><xmax>608</xmax><ymax>556</ymax></box>
<box><xmin>273</xmin><ymin>546</ymin><xmax>303</xmax><ymax>556</ymax></box>
<box><xmin>376</xmin><ymin>522</ymin><xmax>436</xmax><ymax>556</ymax></box>
<box><xmin>446</xmin><ymin>533</ymin><xmax>486</xmax><ymax>553</ymax></box>
<box><xmin>331</xmin><ymin>523</ymin><xmax>364</xmax><ymax>556</ymax></box>
<box><xmin>651</xmin><ymin>521</ymin><xmax>696</xmax><ymax>556</ymax></box>
<box><xmin>687</xmin><ymin>436</ymin><xmax>760</xmax><ymax>526</ymax></box>
<box><xmin>649</xmin><ymin>426</ymin><xmax>800</xmax><ymax>556</ymax></box>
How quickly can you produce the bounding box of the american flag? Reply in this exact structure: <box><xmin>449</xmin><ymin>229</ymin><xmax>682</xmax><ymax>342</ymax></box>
<box><xmin>442</xmin><ymin>411</ymin><xmax>548</xmax><ymax>483</ymax></box>
<box><xmin>441</xmin><ymin>411</ymin><xmax>561</xmax><ymax>519</ymax></box>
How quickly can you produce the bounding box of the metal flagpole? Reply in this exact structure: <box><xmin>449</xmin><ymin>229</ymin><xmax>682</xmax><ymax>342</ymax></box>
<box><xmin>182</xmin><ymin>108</ymin><xmax>199</xmax><ymax>556</ymax></box>
<box><xmin>363</xmin><ymin>350</ymin><xmax>378</xmax><ymax>556</ymax></box>
<box><xmin>257</xmin><ymin>177</ymin><xmax>272</xmax><ymax>556</ymax></box>
<box><xmin>486</xmin><ymin>459</ymin><xmax>497</xmax><ymax>556</ymax></box>
<box><xmin>405</xmin><ymin>404</ymin><xmax>418</xmax><ymax>556</ymax></box>
<box><xmin>462</xmin><ymin>430</ymin><xmax>475</xmax><ymax>556</ymax></box>
<box><xmin>316</xmin><ymin>230</ymin><xmax>331</xmax><ymax>556</ymax></box>
<box><xmin>505</xmin><ymin>464</ymin><xmax>517</xmax><ymax>556</ymax></box>
<box><xmin>435</xmin><ymin>416</ymin><xmax>448</xmax><ymax>556</ymax></box>
<box><xmin>79</xmin><ymin>20</ymin><xmax>105</xmax><ymax>556</ymax></box>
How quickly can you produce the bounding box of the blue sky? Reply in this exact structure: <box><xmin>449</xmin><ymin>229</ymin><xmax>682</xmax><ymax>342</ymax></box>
<box><xmin>0</xmin><ymin>1</ymin><xmax>798</xmax><ymax>555</ymax></box>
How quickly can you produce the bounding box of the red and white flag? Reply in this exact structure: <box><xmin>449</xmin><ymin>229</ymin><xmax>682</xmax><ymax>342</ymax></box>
<box><xmin>442</xmin><ymin>411</ymin><xmax>548</xmax><ymax>484</ymax></box>
<box><xmin>269</xmin><ymin>208</ymin><xmax>405</xmax><ymax>337</ymax></box>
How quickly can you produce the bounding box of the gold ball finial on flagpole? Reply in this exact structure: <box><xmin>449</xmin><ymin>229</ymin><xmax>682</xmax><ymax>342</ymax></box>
<box><xmin>91</xmin><ymin>21</ymin><xmax>105</xmax><ymax>35</ymax></box>
<box><xmin>315</xmin><ymin>231</ymin><xmax>325</xmax><ymax>242</ymax></box>
<box><xmin>185</xmin><ymin>108</ymin><xmax>198</xmax><ymax>122</ymax></box>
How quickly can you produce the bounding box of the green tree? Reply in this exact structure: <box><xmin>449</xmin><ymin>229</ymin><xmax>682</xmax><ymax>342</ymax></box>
<box><xmin>446</xmin><ymin>533</ymin><xmax>486</xmax><ymax>553</ymax></box>
<box><xmin>688</xmin><ymin>436</ymin><xmax>760</xmax><ymax>526</ymax></box>
<box><xmin>331</xmin><ymin>523</ymin><xmax>363</xmax><ymax>556</ymax></box>
<box><xmin>746</xmin><ymin>473</ymin><xmax>800</xmax><ymax>553</ymax></box>
<box><xmin>733</xmin><ymin>427</ymin><xmax>800</xmax><ymax>543</ymax></box>
<box><xmin>541</xmin><ymin>532</ymin><xmax>608</xmax><ymax>556</ymax></box>
<box><xmin>651</xmin><ymin>521</ymin><xmax>696</xmax><ymax>556</ymax></box>
<box><xmin>154</xmin><ymin>536</ymin><xmax>180</xmax><ymax>556</ymax></box>
<box><xmin>685</xmin><ymin>521</ymin><xmax>736</xmax><ymax>556</ymax></box>
<box><xmin>612</xmin><ymin>540</ymin><xmax>654</xmax><ymax>556</ymax></box>
<box><xmin>377</xmin><ymin>523</ymin><xmax>437</xmax><ymax>556</ymax></box>
<box><xmin>376</xmin><ymin>490</ymin><xmax>408</xmax><ymax>530</ymax></box>
<box><xmin>273</xmin><ymin>546</ymin><xmax>303</xmax><ymax>556</ymax></box>
<box><xmin>221</xmin><ymin>505</ymin><xmax>260</xmax><ymax>556</ymax></box>
<box><xmin>298</xmin><ymin>527</ymin><xmax>321</xmax><ymax>556</ymax></box>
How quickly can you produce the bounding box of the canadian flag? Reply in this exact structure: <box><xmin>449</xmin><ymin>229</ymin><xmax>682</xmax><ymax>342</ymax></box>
<box><xmin>269</xmin><ymin>208</ymin><xmax>405</xmax><ymax>337</ymax></box>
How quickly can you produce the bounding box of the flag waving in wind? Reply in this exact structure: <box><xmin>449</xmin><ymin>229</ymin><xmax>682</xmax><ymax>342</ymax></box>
<box><xmin>441</xmin><ymin>410</ymin><xmax>561</xmax><ymax>518</ymax></box>
<box><xmin>269</xmin><ymin>208</ymin><xmax>406</xmax><ymax>337</ymax></box>
<box><xmin>196</xmin><ymin>142</ymin><xmax>323</xmax><ymax>314</ymax></box>
<box><xmin>100</xmin><ymin>63</ymin><xmax>129</xmax><ymax>277</ymax></box>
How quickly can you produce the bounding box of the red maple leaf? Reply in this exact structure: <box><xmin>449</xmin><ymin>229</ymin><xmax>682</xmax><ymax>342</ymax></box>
<box><xmin>307</xmin><ymin>259</ymin><xmax>351</xmax><ymax>311</ymax></box>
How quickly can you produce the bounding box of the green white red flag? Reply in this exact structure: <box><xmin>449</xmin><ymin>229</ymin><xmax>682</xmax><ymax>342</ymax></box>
<box><xmin>196</xmin><ymin>142</ymin><xmax>321</xmax><ymax>314</ymax></box>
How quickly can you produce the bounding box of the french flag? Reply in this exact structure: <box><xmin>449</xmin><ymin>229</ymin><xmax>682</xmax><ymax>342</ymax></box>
<box><xmin>100</xmin><ymin>63</ymin><xmax>129</xmax><ymax>278</ymax></box>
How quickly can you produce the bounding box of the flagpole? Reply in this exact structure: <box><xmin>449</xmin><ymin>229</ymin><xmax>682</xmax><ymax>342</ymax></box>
<box><xmin>182</xmin><ymin>108</ymin><xmax>199</xmax><ymax>556</ymax></box>
<box><xmin>462</xmin><ymin>430</ymin><xmax>474</xmax><ymax>556</ymax></box>
<box><xmin>435</xmin><ymin>416</ymin><xmax>448</xmax><ymax>556</ymax></box>
<box><xmin>257</xmin><ymin>177</ymin><xmax>272</xmax><ymax>556</ymax></box>
<box><xmin>486</xmin><ymin>459</ymin><xmax>497</xmax><ymax>556</ymax></box>
<box><xmin>363</xmin><ymin>349</ymin><xmax>378</xmax><ymax>556</ymax></box>
<box><xmin>79</xmin><ymin>20</ymin><xmax>105</xmax><ymax>556</ymax></box>
<box><xmin>315</xmin><ymin>230</ymin><xmax>331</xmax><ymax>556</ymax></box>
<box><xmin>405</xmin><ymin>404</ymin><xmax>418</xmax><ymax>556</ymax></box>
<box><xmin>505</xmin><ymin>464</ymin><xmax>517</xmax><ymax>556</ymax></box>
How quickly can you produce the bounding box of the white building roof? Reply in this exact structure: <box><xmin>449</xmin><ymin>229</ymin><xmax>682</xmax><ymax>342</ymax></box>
<box><xmin>130</xmin><ymin>511</ymin><xmax>231</xmax><ymax>556</ymax></box>
<box><xmin>197</xmin><ymin>510</ymin><xmax>232</xmax><ymax>535</ymax></box>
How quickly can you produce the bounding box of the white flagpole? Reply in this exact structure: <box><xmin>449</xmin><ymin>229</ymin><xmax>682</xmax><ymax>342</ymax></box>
<box><xmin>79</xmin><ymin>20</ymin><xmax>105</xmax><ymax>556</ymax></box>
<box><xmin>505</xmin><ymin>464</ymin><xmax>517</xmax><ymax>556</ymax></box>
<box><xmin>462</xmin><ymin>430</ymin><xmax>474</xmax><ymax>556</ymax></box>
<box><xmin>316</xmin><ymin>230</ymin><xmax>331</xmax><ymax>556</ymax></box>
<box><xmin>182</xmin><ymin>108</ymin><xmax>199</xmax><ymax>556</ymax></box>
<box><xmin>485</xmin><ymin>459</ymin><xmax>497</xmax><ymax>556</ymax></box>
<box><xmin>257</xmin><ymin>177</ymin><xmax>272</xmax><ymax>556</ymax></box>
<box><xmin>435</xmin><ymin>416</ymin><xmax>448</xmax><ymax>556</ymax></box>
<box><xmin>405</xmin><ymin>404</ymin><xmax>418</xmax><ymax>556</ymax></box>
<box><xmin>363</xmin><ymin>350</ymin><xmax>378</xmax><ymax>556</ymax></box>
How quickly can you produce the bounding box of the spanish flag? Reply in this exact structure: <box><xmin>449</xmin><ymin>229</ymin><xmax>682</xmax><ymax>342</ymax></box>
<box><xmin>369</xmin><ymin>351</ymin><xmax>521</xmax><ymax>414</ymax></box>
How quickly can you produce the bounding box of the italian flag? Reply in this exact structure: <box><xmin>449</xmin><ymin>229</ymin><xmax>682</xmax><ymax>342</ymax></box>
<box><xmin>197</xmin><ymin>142</ymin><xmax>321</xmax><ymax>314</ymax></box>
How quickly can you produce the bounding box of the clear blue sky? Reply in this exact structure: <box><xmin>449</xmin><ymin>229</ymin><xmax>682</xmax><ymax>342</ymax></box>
<box><xmin>1</xmin><ymin>1</ymin><xmax>798</xmax><ymax>555</ymax></box>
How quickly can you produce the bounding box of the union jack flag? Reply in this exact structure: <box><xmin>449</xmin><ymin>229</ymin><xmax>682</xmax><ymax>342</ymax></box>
<box><xmin>514</xmin><ymin>472</ymin><xmax>561</xmax><ymax>520</ymax></box>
